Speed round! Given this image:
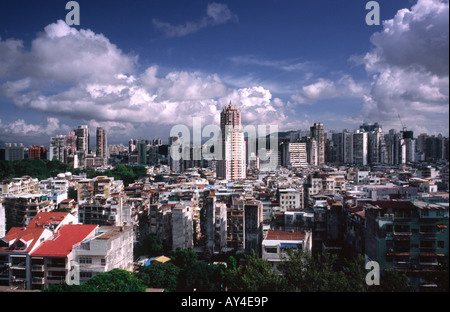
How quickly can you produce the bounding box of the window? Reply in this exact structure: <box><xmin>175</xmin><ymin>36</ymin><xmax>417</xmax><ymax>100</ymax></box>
<box><xmin>265</xmin><ymin>247</ymin><xmax>277</xmax><ymax>254</ymax></box>
<box><xmin>101</xmin><ymin>258</ymin><xmax>106</xmax><ymax>266</ymax></box>
<box><xmin>79</xmin><ymin>257</ymin><xmax>92</xmax><ymax>264</ymax></box>
<box><xmin>80</xmin><ymin>272</ymin><xmax>92</xmax><ymax>279</ymax></box>
<box><xmin>438</xmin><ymin>241</ymin><xmax>444</xmax><ymax>249</ymax></box>
<box><xmin>385</xmin><ymin>224</ymin><xmax>393</xmax><ymax>232</ymax></box>
<box><xmin>421</xmin><ymin>210</ymin><xmax>429</xmax><ymax>216</ymax></box>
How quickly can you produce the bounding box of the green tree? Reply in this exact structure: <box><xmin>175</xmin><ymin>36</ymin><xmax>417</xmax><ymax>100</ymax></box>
<box><xmin>137</xmin><ymin>262</ymin><xmax>180</xmax><ymax>292</ymax></box>
<box><xmin>170</xmin><ymin>248</ymin><xmax>198</xmax><ymax>270</ymax></box>
<box><xmin>184</xmin><ymin>262</ymin><xmax>225</xmax><ymax>292</ymax></box>
<box><xmin>227</xmin><ymin>254</ymin><xmax>287</xmax><ymax>292</ymax></box>
<box><xmin>80</xmin><ymin>269</ymin><xmax>146</xmax><ymax>292</ymax></box>
<box><xmin>278</xmin><ymin>249</ymin><xmax>369</xmax><ymax>292</ymax></box>
<box><xmin>134</xmin><ymin>234</ymin><xmax>164</xmax><ymax>258</ymax></box>
<box><xmin>369</xmin><ymin>268</ymin><xmax>412</xmax><ymax>292</ymax></box>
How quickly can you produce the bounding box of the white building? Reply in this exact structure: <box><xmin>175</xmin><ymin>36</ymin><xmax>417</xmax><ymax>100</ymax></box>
<box><xmin>72</xmin><ymin>226</ymin><xmax>134</xmax><ymax>283</ymax></box>
<box><xmin>172</xmin><ymin>204</ymin><xmax>193</xmax><ymax>250</ymax></box>
<box><xmin>278</xmin><ymin>188</ymin><xmax>301</xmax><ymax>211</ymax></box>
<box><xmin>262</xmin><ymin>230</ymin><xmax>312</xmax><ymax>272</ymax></box>
<box><xmin>288</xmin><ymin>143</ymin><xmax>308</xmax><ymax>168</ymax></box>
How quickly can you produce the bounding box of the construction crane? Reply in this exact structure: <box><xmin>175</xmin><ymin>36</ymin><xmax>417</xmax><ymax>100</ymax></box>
<box><xmin>397</xmin><ymin>114</ymin><xmax>407</xmax><ymax>132</ymax></box>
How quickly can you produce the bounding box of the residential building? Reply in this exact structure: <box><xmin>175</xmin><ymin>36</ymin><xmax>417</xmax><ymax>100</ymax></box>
<box><xmin>29</xmin><ymin>224</ymin><xmax>98</xmax><ymax>289</ymax></box>
<box><xmin>278</xmin><ymin>188</ymin><xmax>301</xmax><ymax>211</ymax></box>
<box><xmin>4</xmin><ymin>193</ymin><xmax>54</xmax><ymax>228</ymax></box>
<box><xmin>310</xmin><ymin>123</ymin><xmax>325</xmax><ymax>165</ymax></box>
<box><xmin>172</xmin><ymin>204</ymin><xmax>193</xmax><ymax>250</ymax></box>
<box><xmin>205</xmin><ymin>196</ymin><xmax>227</xmax><ymax>255</ymax></box>
<box><xmin>3</xmin><ymin>143</ymin><xmax>24</xmax><ymax>161</ymax></box>
<box><xmin>244</xmin><ymin>200</ymin><xmax>263</xmax><ymax>256</ymax></box>
<box><xmin>72</xmin><ymin>226</ymin><xmax>134</xmax><ymax>283</ymax></box>
<box><xmin>0</xmin><ymin>212</ymin><xmax>77</xmax><ymax>290</ymax></box>
<box><xmin>352</xmin><ymin>130</ymin><xmax>368</xmax><ymax>166</ymax></box>
<box><xmin>28</xmin><ymin>145</ymin><xmax>47</xmax><ymax>160</ymax></box>
<box><xmin>96</xmin><ymin>127</ymin><xmax>108</xmax><ymax>166</ymax></box>
<box><xmin>226</xmin><ymin>196</ymin><xmax>244</xmax><ymax>250</ymax></box>
<box><xmin>262</xmin><ymin>229</ymin><xmax>312</xmax><ymax>272</ymax></box>
<box><xmin>217</xmin><ymin>102</ymin><xmax>246</xmax><ymax>181</ymax></box>
<box><xmin>287</xmin><ymin>142</ymin><xmax>308</xmax><ymax>168</ymax></box>
<box><xmin>364</xmin><ymin>200</ymin><xmax>449</xmax><ymax>291</ymax></box>
<box><xmin>75</xmin><ymin>125</ymin><xmax>90</xmax><ymax>167</ymax></box>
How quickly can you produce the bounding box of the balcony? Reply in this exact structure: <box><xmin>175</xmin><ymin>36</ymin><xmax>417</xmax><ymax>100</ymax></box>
<box><xmin>32</xmin><ymin>277</ymin><xmax>45</xmax><ymax>284</ymax></box>
<box><xmin>393</xmin><ymin>261</ymin><xmax>411</xmax><ymax>269</ymax></box>
<box><xmin>393</xmin><ymin>232</ymin><xmax>412</xmax><ymax>238</ymax></box>
<box><xmin>420</xmin><ymin>232</ymin><xmax>437</xmax><ymax>239</ymax></box>
<box><xmin>10</xmin><ymin>262</ymin><xmax>26</xmax><ymax>270</ymax></box>
<box><xmin>32</xmin><ymin>264</ymin><xmax>44</xmax><ymax>271</ymax></box>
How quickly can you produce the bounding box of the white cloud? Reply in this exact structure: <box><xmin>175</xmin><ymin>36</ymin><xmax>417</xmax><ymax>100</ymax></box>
<box><xmin>153</xmin><ymin>2</ymin><xmax>237</xmax><ymax>38</ymax></box>
<box><xmin>354</xmin><ymin>0</ymin><xmax>449</xmax><ymax>134</ymax></box>
<box><xmin>291</xmin><ymin>75</ymin><xmax>367</xmax><ymax>104</ymax></box>
<box><xmin>1</xmin><ymin>20</ymin><xmax>136</xmax><ymax>85</ymax></box>
<box><xmin>0</xmin><ymin>19</ymin><xmax>290</xmax><ymax>143</ymax></box>
<box><xmin>0</xmin><ymin>117</ymin><xmax>69</xmax><ymax>138</ymax></box>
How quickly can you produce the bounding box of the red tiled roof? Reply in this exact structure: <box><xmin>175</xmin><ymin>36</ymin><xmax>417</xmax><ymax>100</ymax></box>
<box><xmin>265</xmin><ymin>230</ymin><xmax>306</xmax><ymax>241</ymax></box>
<box><xmin>31</xmin><ymin>224</ymin><xmax>98</xmax><ymax>257</ymax></box>
<box><xmin>29</xmin><ymin>212</ymin><xmax>70</xmax><ymax>228</ymax></box>
<box><xmin>1</xmin><ymin>227</ymin><xmax>46</xmax><ymax>253</ymax></box>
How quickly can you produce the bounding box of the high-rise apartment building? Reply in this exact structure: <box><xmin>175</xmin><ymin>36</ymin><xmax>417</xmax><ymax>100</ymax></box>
<box><xmin>28</xmin><ymin>145</ymin><xmax>47</xmax><ymax>160</ymax></box>
<box><xmin>96</xmin><ymin>127</ymin><xmax>108</xmax><ymax>166</ymax></box>
<box><xmin>310</xmin><ymin>123</ymin><xmax>325</xmax><ymax>165</ymax></box>
<box><xmin>49</xmin><ymin>132</ymin><xmax>78</xmax><ymax>167</ymax></box>
<box><xmin>4</xmin><ymin>143</ymin><xmax>24</xmax><ymax>161</ymax></box>
<box><xmin>217</xmin><ymin>102</ymin><xmax>246</xmax><ymax>180</ymax></box>
<box><xmin>74</xmin><ymin>125</ymin><xmax>90</xmax><ymax>167</ymax></box>
<box><xmin>352</xmin><ymin>130</ymin><xmax>368</xmax><ymax>165</ymax></box>
<box><xmin>288</xmin><ymin>142</ymin><xmax>308</xmax><ymax>168</ymax></box>
<box><xmin>205</xmin><ymin>196</ymin><xmax>227</xmax><ymax>255</ymax></box>
<box><xmin>244</xmin><ymin>200</ymin><xmax>263</xmax><ymax>256</ymax></box>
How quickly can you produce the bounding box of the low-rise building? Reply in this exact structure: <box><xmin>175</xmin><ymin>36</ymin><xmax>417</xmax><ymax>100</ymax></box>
<box><xmin>262</xmin><ymin>229</ymin><xmax>312</xmax><ymax>272</ymax></box>
<box><xmin>0</xmin><ymin>212</ymin><xmax>77</xmax><ymax>290</ymax></box>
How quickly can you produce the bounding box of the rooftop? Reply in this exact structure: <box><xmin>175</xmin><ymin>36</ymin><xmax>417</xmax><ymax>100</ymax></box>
<box><xmin>31</xmin><ymin>224</ymin><xmax>98</xmax><ymax>257</ymax></box>
<box><xmin>264</xmin><ymin>230</ymin><xmax>306</xmax><ymax>241</ymax></box>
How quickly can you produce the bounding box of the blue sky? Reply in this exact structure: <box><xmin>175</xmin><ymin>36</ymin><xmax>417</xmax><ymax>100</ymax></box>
<box><xmin>0</xmin><ymin>0</ymin><xmax>448</xmax><ymax>146</ymax></box>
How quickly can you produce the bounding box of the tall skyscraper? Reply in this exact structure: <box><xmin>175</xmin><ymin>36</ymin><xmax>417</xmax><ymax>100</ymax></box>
<box><xmin>96</xmin><ymin>127</ymin><xmax>108</xmax><ymax>166</ymax></box>
<box><xmin>310</xmin><ymin>123</ymin><xmax>325</xmax><ymax>165</ymax></box>
<box><xmin>352</xmin><ymin>130</ymin><xmax>368</xmax><ymax>165</ymax></box>
<box><xmin>216</xmin><ymin>102</ymin><xmax>246</xmax><ymax>180</ymax></box>
<box><xmin>75</xmin><ymin>125</ymin><xmax>90</xmax><ymax>167</ymax></box>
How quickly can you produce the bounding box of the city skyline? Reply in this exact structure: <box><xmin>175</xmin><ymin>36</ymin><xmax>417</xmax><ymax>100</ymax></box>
<box><xmin>0</xmin><ymin>0</ymin><xmax>448</xmax><ymax>147</ymax></box>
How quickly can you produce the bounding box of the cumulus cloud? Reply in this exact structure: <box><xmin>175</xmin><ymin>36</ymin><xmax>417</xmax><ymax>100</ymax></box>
<box><xmin>153</xmin><ymin>2</ymin><xmax>238</xmax><ymax>38</ymax></box>
<box><xmin>0</xmin><ymin>117</ymin><xmax>70</xmax><ymax>138</ymax></box>
<box><xmin>1</xmin><ymin>20</ymin><xmax>136</xmax><ymax>85</ymax></box>
<box><xmin>354</xmin><ymin>0</ymin><xmax>449</xmax><ymax>133</ymax></box>
<box><xmin>0</xmin><ymin>19</ymin><xmax>291</xmax><ymax>143</ymax></box>
<box><xmin>291</xmin><ymin>75</ymin><xmax>367</xmax><ymax>104</ymax></box>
